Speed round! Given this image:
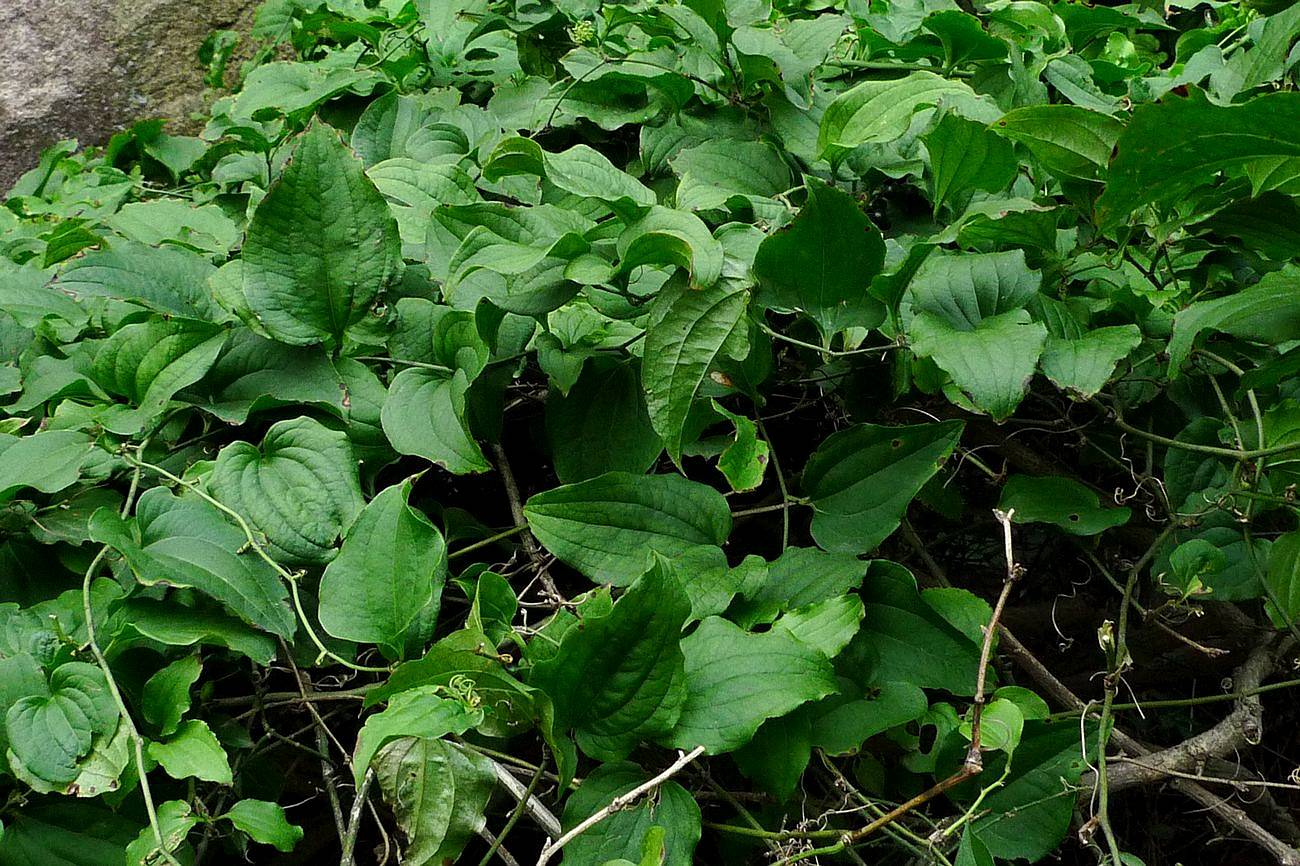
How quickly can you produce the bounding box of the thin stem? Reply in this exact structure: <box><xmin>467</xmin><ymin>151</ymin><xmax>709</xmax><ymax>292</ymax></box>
<box><xmin>536</xmin><ymin>746</ymin><xmax>707</xmax><ymax>866</ymax></box>
<box><xmin>340</xmin><ymin>768</ymin><xmax>375</xmax><ymax>866</ymax></box>
<box><xmin>448</xmin><ymin>523</ymin><xmax>529</xmax><ymax>561</ymax></box>
<box><xmin>82</xmin><ymin>442</ymin><xmax>181</xmax><ymax>866</ymax></box>
<box><xmin>757</xmin><ymin>320</ymin><xmax>897</xmax><ymax>358</ymax></box>
<box><xmin>756</xmin><ymin>418</ymin><xmax>793</xmax><ymax>551</ymax></box>
<box><xmin>476</xmin><ymin>751</ymin><xmax>547</xmax><ymax>866</ymax></box>
<box><xmin>730</xmin><ymin>499</ymin><xmax>809</xmax><ymax>518</ymax></box>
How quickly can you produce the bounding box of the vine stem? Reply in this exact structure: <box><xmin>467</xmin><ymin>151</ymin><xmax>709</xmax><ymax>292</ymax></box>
<box><xmin>340</xmin><ymin>768</ymin><xmax>374</xmax><ymax>866</ymax></box>
<box><xmin>823</xmin><ymin>509</ymin><xmax>1022</xmax><ymax>857</ymax></box>
<box><xmin>535</xmin><ymin>746</ymin><xmax>707</xmax><ymax>866</ymax></box>
<box><xmin>756</xmin><ymin>320</ymin><xmax>898</xmax><ymax>358</ymax></box>
<box><xmin>122</xmin><ymin>454</ymin><xmax>390</xmax><ymax>674</ymax></box>
<box><xmin>476</xmin><ymin>749</ymin><xmax>548</xmax><ymax>866</ymax></box>
<box><xmin>81</xmin><ymin>442</ymin><xmax>181</xmax><ymax>866</ymax></box>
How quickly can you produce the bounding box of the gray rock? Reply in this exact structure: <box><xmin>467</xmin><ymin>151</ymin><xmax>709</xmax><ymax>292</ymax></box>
<box><xmin>0</xmin><ymin>0</ymin><xmax>259</xmax><ymax>190</ymax></box>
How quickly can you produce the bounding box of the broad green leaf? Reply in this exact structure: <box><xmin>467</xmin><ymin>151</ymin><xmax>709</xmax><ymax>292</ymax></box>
<box><xmin>810</xmin><ymin>680</ymin><xmax>929</xmax><ymax>755</ymax></box>
<box><xmin>125</xmin><ymin>800</ymin><xmax>197</xmax><ymax>866</ymax></box>
<box><xmin>6</xmin><ymin>662</ymin><xmax>118</xmax><ymax>786</ymax></box>
<box><xmin>923</xmin><ymin>113</ymin><xmax>1018</xmax><ymax>213</ymax></box>
<box><xmin>643</xmin><ymin>281</ymin><xmax>748</xmax><ymax>462</ymax></box>
<box><xmin>0</xmin><ymin>803</ymin><xmax>135</xmax><ymax>866</ymax></box>
<box><xmin>560</xmin><ymin>762</ymin><xmax>701</xmax><ymax>866</ymax></box>
<box><xmin>242</xmin><ymin>122</ymin><xmax>401</xmax><ymax>346</ymax></box>
<box><xmin>803</xmin><ymin>421</ymin><xmax>963</xmax><ymax>554</ymax></box>
<box><xmin>54</xmin><ymin>240</ymin><xmax>224</xmax><ymax>321</ymax></box>
<box><xmin>841</xmin><ymin>561</ymin><xmax>983</xmax><ymax>694</ymax></box>
<box><xmin>352</xmin><ymin>687</ymin><xmax>484</xmax><ymax>784</ymax></box>
<box><xmin>910</xmin><ymin>310</ymin><xmax>1048</xmax><ymax>421</ymax></box>
<box><xmin>731</xmin><ymin>546</ymin><xmax>868</xmax><ymax>627</ymax></box>
<box><xmin>732</xmin><ymin>712</ymin><xmax>811</xmax><ymax>801</ymax></box>
<box><xmin>956</xmin><ymin>828</ymin><xmax>995</xmax><ymax>866</ymax></box>
<box><xmin>147</xmin><ymin>719</ymin><xmax>231</xmax><ymax>784</ymax></box>
<box><xmin>531</xmin><ymin>561</ymin><xmax>691</xmax><ymax>760</ymax></box>
<box><xmin>991</xmin><ymin>105</ymin><xmax>1123</xmax><ymax>181</ymax></box>
<box><xmin>1040</xmin><ymin>325</ymin><xmax>1142</xmax><ymax>398</ymax></box>
<box><xmin>1167</xmin><ymin>267</ymin><xmax>1300</xmax><ymax>373</ymax></box>
<box><xmin>381</xmin><ymin>368</ymin><xmax>491</xmax><ymax>474</ymax></box>
<box><xmin>91</xmin><ymin>317</ymin><xmax>228</xmax><ymax>434</ymax></box>
<box><xmin>318</xmin><ymin>479</ymin><xmax>447</xmax><ymax>659</ymax></box>
<box><xmin>372</xmin><ymin>737</ymin><xmax>496</xmax><ymax>866</ymax></box>
<box><xmin>222</xmin><ymin>800</ymin><xmax>304</xmax><ymax>853</ymax></box>
<box><xmin>0</xmin><ymin>431</ymin><xmax>94</xmax><ymax>502</ymax></box>
<box><xmin>0</xmin><ymin>262</ymin><xmax>87</xmax><ymax>328</ymax></box>
<box><xmin>908</xmin><ymin>250</ymin><xmax>1042</xmax><ymax>327</ymax></box>
<box><xmin>670</xmin><ymin>140</ymin><xmax>793</xmax><ymax>211</ymax></box>
<box><xmin>106</xmin><ymin>200</ymin><xmax>239</xmax><ymax>254</ymax></box>
<box><xmin>484</xmin><ymin>138</ymin><xmax>655</xmax><ymax>215</ymax></box>
<box><xmin>112</xmin><ymin>600</ymin><xmax>277</xmax><ymax>665</ymax></box>
<box><xmin>617</xmin><ymin>206</ymin><xmax>724</xmax><ymax>288</ymax></box>
<box><xmin>141</xmin><ymin>655</ymin><xmax>200</xmax><ymax>737</ymax></box>
<box><xmin>999</xmin><ymin>475</ymin><xmax>1131</xmax><ymax>535</ymax></box>
<box><xmin>89</xmin><ymin>488</ymin><xmax>296</xmax><ymax>638</ymax></box>
<box><xmin>772</xmin><ymin>594</ymin><xmax>864</xmax><ymax>659</ymax></box>
<box><xmin>960</xmin><ymin>722</ymin><xmax>1094</xmax><ymax>860</ymax></box>
<box><xmin>230</xmin><ymin>61</ymin><xmax>379</xmax><ymax>120</ymax></box>
<box><xmin>819</xmin><ymin>72</ymin><xmax>982</xmax><ymax>156</ymax></box>
<box><xmin>523</xmin><ymin>472</ymin><xmax>731</xmax><ymax>585</ymax></box>
<box><xmin>752</xmin><ymin>177</ymin><xmax>886</xmax><ymax>338</ymax></box>
<box><xmin>1098</xmin><ymin>91</ymin><xmax>1300</xmax><ymax>226</ymax></box>
<box><xmin>665</xmin><ymin>616</ymin><xmax>837</xmax><ymax>753</ymax></box>
<box><xmin>546</xmin><ymin>358</ymin><xmax>663</xmax><ymax>483</ymax></box>
<box><xmin>711</xmin><ymin>401</ymin><xmax>768</xmax><ymax>493</ymax></box>
<box><xmin>1265</xmin><ymin>530</ymin><xmax>1300</xmax><ymax>627</ymax></box>
<box><xmin>208</xmin><ymin>416</ymin><xmax>365</xmax><ymax>565</ymax></box>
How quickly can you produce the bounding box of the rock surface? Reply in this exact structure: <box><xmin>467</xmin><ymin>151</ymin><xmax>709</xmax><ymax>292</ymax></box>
<box><xmin>0</xmin><ymin>0</ymin><xmax>259</xmax><ymax>189</ymax></box>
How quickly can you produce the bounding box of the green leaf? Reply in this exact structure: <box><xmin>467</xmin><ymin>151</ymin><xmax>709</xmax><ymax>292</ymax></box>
<box><xmin>141</xmin><ymin>655</ymin><xmax>201</xmax><ymax>737</ymax></box>
<box><xmin>230</xmin><ymin>60</ymin><xmax>378</xmax><ymax>121</ymax></box>
<box><xmin>772</xmin><ymin>594</ymin><xmax>864</xmax><ymax>659</ymax></box>
<box><xmin>125</xmin><ymin>800</ymin><xmax>197</xmax><ymax>866</ymax></box>
<box><xmin>6</xmin><ymin>662</ymin><xmax>118</xmax><ymax>786</ymax></box>
<box><xmin>923</xmin><ymin>113</ymin><xmax>1018</xmax><ymax>213</ymax></box>
<box><xmin>241</xmin><ymin>122</ymin><xmax>401</xmax><ymax>346</ymax></box>
<box><xmin>809</xmin><ymin>680</ymin><xmax>929</xmax><ymax>755</ymax></box>
<box><xmin>643</xmin><ymin>281</ymin><xmax>748</xmax><ymax>462</ymax></box>
<box><xmin>54</xmin><ymin>240</ymin><xmax>224</xmax><ymax>321</ymax></box>
<box><xmin>908</xmin><ymin>250</ymin><xmax>1042</xmax><ymax>328</ymax></box>
<box><xmin>956</xmin><ymin>827</ymin><xmax>995</xmax><ymax>866</ymax></box>
<box><xmin>0</xmin><ymin>804</ymin><xmax>135</xmax><ymax>866</ymax></box>
<box><xmin>0</xmin><ymin>431</ymin><xmax>94</xmax><ymax>503</ymax></box>
<box><xmin>960</xmin><ymin>722</ymin><xmax>1094</xmax><ymax>860</ymax></box>
<box><xmin>372</xmin><ymin>737</ymin><xmax>496</xmax><ymax>866</ymax></box>
<box><xmin>560</xmin><ymin>762</ymin><xmax>701</xmax><ymax>866</ymax></box>
<box><xmin>1265</xmin><ymin>530</ymin><xmax>1300</xmax><ymax>627</ymax></box>
<box><xmin>106</xmin><ymin>200</ymin><xmax>239</xmax><ymax>254</ymax></box>
<box><xmin>910</xmin><ymin>310</ymin><xmax>1048</xmax><ymax>421</ymax></box>
<box><xmin>802</xmin><ymin>421</ymin><xmax>963</xmax><ymax>554</ymax></box>
<box><xmin>999</xmin><ymin>475</ymin><xmax>1131</xmax><ymax>536</ymax></box>
<box><xmin>318</xmin><ymin>479</ymin><xmax>448</xmax><ymax>659</ymax></box>
<box><xmin>222</xmin><ymin>800</ymin><xmax>303</xmax><ymax>853</ymax></box>
<box><xmin>670</xmin><ymin>140</ymin><xmax>793</xmax><ymax>212</ymax></box>
<box><xmin>1040</xmin><ymin>325</ymin><xmax>1142</xmax><ymax>398</ymax></box>
<box><xmin>665</xmin><ymin>616</ymin><xmax>837</xmax><ymax>753</ymax></box>
<box><xmin>92</xmin><ymin>487</ymin><xmax>297</xmax><ymax>637</ymax></box>
<box><xmin>731</xmin><ymin>546</ymin><xmax>868</xmax><ymax>627</ymax></box>
<box><xmin>1098</xmin><ymin>91</ymin><xmax>1300</xmax><ymax>226</ymax></box>
<box><xmin>147</xmin><ymin>719</ymin><xmax>232</xmax><ymax>784</ymax></box>
<box><xmin>531</xmin><ymin>560</ymin><xmax>690</xmax><ymax>760</ymax></box>
<box><xmin>208</xmin><ymin>416</ymin><xmax>365</xmax><ymax>565</ymax></box>
<box><xmin>617</xmin><ymin>206</ymin><xmax>724</xmax><ymax>288</ymax></box>
<box><xmin>752</xmin><ymin>177</ymin><xmax>886</xmax><ymax>338</ymax></box>
<box><xmin>1167</xmin><ymin>267</ymin><xmax>1300</xmax><ymax>373</ymax></box>
<box><xmin>710</xmin><ymin>401</ymin><xmax>769</xmax><ymax>493</ymax></box>
<box><xmin>842</xmin><ymin>562</ymin><xmax>983</xmax><ymax>694</ymax></box>
<box><xmin>523</xmin><ymin>472</ymin><xmax>732</xmax><ymax>585</ymax></box>
<box><xmin>732</xmin><ymin>712</ymin><xmax>811</xmax><ymax>801</ymax></box>
<box><xmin>546</xmin><ymin>358</ymin><xmax>663</xmax><ymax>483</ymax></box>
<box><xmin>352</xmin><ymin>687</ymin><xmax>484</xmax><ymax>785</ymax></box>
<box><xmin>381</xmin><ymin>368</ymin><xmax>491</xmax><ymax>474</ymax></box>
<box><xmin>484</xmin><ymin>138</ymin><xmax>656</xmax><ymax>215</ymax></box>
<box><xmin>113</xmin><ymin>600</ymin><xmax>277</xmax><ymax>665</ymax></box>
<box><xmin>819</xmin><ymin>72</ymin><xmax>983</xmax><ymax>156</ymax></box>
<box><xmin>991</xmin><ymin>104</ymin><xmax>1123</xmax><ymax>181</ymax></box>
<box><xmin>90</xmin><ymin>317</ymin><xmax>228</xmax><ymax>434</ymax></box>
